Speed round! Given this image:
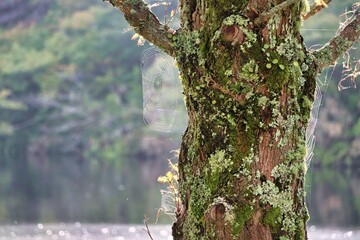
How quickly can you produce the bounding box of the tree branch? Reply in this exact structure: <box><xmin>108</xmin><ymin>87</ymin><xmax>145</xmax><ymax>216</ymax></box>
<box><xmin>254</xmin><ymin>0</ymin><xmax>299</xmax><ymax>26</ymax></box>
<box><xmin>105</xmin><ymin>0</ymin><xmax>176</xmax><ymax>56</ymax></box>
<box><xmin>312</xmin><ymin>13</ymin><xmax>360</xmax><ymax>69</ymax></box>
<box><xmin>303</xmin><ymin>0</ymin><xmax>332</xmax><ymax>20</ymax></box>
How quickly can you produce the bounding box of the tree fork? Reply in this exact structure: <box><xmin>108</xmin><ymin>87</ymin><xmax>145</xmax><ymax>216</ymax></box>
<box><xmin>105</xmin><ymin>0</ymin><xmax>360</xmax><ymax>239</ymax></box>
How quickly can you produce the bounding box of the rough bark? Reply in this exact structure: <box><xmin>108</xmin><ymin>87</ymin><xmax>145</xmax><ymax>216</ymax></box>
<box><xmin>106</xmin><ymin>0</ymin><xmax>177</xmax><ymax>56</ymax></box>
<box><xmin>171</xmin><ymin>1</ymin><xmax>314</xmax><ymax>239</ymax></box>
<box><xmin>313</xmin><ymin>13</ymin><xmax>360</xmax><ymax>69</ymax></box>
<box><xmin>105</xmin><ymin>0</ymin><xmax>360</xmax><ymax>239</ymax></box>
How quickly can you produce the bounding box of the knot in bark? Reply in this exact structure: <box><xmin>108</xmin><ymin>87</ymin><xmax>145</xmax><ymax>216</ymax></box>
<box><xmin>221</xmin><ymin>25</ymin><xmax>245</xmax><ymax>45</ymax></box>
<box><xmin>209</xmin><ymin>203</ymin><xmax>226</xmax><ymax>221</ymax></box>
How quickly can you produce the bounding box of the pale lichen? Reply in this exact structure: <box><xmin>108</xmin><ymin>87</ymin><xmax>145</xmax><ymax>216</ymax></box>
<box><xmin>209</xmin><ymin>150</ymin><xmax>233</xmax><ymax>174</ymax></box>
<box><xmin>252</xmin><ymin>181</ymin><xmax>297</xmax><ymax>236</ymax></box>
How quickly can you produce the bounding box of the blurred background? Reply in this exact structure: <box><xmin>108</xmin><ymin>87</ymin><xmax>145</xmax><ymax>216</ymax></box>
<box><xmin>0</xmin><ymin>0</ymin><xmax>359</xmax><ymax>229</ymax></box>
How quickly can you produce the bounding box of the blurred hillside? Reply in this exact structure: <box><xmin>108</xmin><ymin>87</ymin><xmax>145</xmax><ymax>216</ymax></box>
<box><xmin>0</xmin><ymin>0</ymin><xmax>359</xmax><ymax>226</ymax></box>
<box><xmin>0</xmin><ymin>0</ymin><xmax>182</xmax><ymax>223</ymax></box>
<box><xmin>0</xmin><ymin>0</ymin><xmax>50</xmax><ymax>27</ymax></box>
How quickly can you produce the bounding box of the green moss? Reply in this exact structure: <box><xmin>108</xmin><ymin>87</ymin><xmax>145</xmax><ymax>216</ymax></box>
<box><xmin>279</xmin><ymin>237</ymin><xmax>290</xmax><ymax>240</ymax></box>
<box><xmin>293</xmin><ymin>16</ymin><xmax>303</xmax><ymax>33</ymax></box>
<box><xmin>186</xmin><ymin>160</ymin><xmax>214</xmax><ymax>217</ymax></box>
<box><xmin>183</xmin><ymin>212</ymin><xmax>207</xmax><ymax>240</ymax></box>
<box><xmin>252</xmin><ymin>180</ymin><xmax>298</xmax><ymax>235</ymax></box>
<box><xmin>301</xmin><ymin>95</ymin><xmax>312</xmax><ymax>113</ymax></box>
<box><xmin>301</xmin><ymin>0</ymin><xmax>310</xmax><ymax>15</ymax></box>
<box><xmin>276</xmin><ymin>34</ymin><xmax>305</xmax><ymax>62</ymax></box>
<box><xmin>295</xmin><ymin>218</ymin><xmax>306</xmax><ymax>240</ymax></box>
<box><xmin>258</xmin><ymin>96</ymin><xmax>268</xmax><ymax>108</ymax></box>
<box><xmin>186</xmin><ymin>126</ymin><xmax>201</xmax><ymax>162</ymax></box>
<box><xmin>232</xmin><ymin>204</ymin><xmax>254</xmax><ymax>236</ymax></box>
<box><xmin>271</xmin><ymin>163</ymin><xmax>303</xmax><ymax>185</ymax></box>
<box><xmin>263</xmin><ymin>207</ymin><xmax>282</xmax><ymax>232</ymax></box>
<box><xmin>286</xmin><ymin>144</ymin><xmax>306</xmax><ymax>164</ymax></box>
<box><xmin>182</xmin><ymin>174</ymin><xmax>212</xmax><ymax>238</ymax></box>
<box><xmin>229</xmin><ymin>122</ymin><xmax>255</xmax><ymax>162</ymax></box>
<box><xmin>176</xmin><ymin>31</ymin><xmax>201</xmax><ymax>58</ymax></box>
<box><xmin>209</xmin><ymin>150</ymin><xmax>232</xmax><ymax>174</ymax></box>
<box><xmin>216</xmin><ymin>0</ymin><xmax>248</xmax><ymax>6</ymax></box>
<box><xmin>206</xmin><ymin>0</ymin><xmax>248</xmax><ymax>24</ymax></box>
<box><xmin>207</xmin><ymin>150</ymin><xmax>234</xmax><ymax>192</ymax></box>
<box><xmin>265</xmin><ymin>61</ymin><xmax>291</xmax><ymax>90</ymax></box>
<box><xmin>240</xmin><ymin>59</ymin><xmax>259</xmax><ymax>81</ymax></box>
<box><xmin>312</xmin><ymin>45</ymin><xmax>332</xmax><ymax>67</ymax></box>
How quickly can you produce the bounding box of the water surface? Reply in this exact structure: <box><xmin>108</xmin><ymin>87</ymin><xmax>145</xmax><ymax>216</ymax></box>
<box><xmin>0</xmin><ymin>223</ymin><xmax>358</xmax><ymax>240</ymax></box>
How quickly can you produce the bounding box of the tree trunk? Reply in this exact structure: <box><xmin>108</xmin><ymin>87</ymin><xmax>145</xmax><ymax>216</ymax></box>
<box><xmin>172</xmin><ymin>1</ymin><xmax>315</xmax><ymax>239</ymax></box>
<box><xmin>106</xmin><ymin>0</ymin><xmax>360</xmax><ymax>239</ymax></box>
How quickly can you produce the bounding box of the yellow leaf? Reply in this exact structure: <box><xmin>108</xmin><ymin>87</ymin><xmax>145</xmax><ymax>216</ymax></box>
<box><xmin>131</xmin><ymin>33</ymin><xmax>139</xmax><ymax>40</ymax></box>
<box><xmin>168</xmin><ymin>159</ymin><xmax>178</xmax><ymax>172</ymax></box>
<box><xmin>170</xmin><ymin>10</ymin><xmax>176</xmax><ymax>18</ymax></box>
<box><xmin>158</xmin><ymin>176</ymin><xmax>168</xmax><ymax>183</ymax></box>
<box><xmin>166</xmin><ymin>171</ymin><xmax>174</xmax><ymax>180</ymax></box>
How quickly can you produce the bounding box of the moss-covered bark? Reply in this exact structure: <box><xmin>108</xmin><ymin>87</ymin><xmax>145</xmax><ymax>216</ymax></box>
<box><xmin>106</xmin><ymin>0</ymin><xmax>359</xmax><ymax>239</ymax></box>
<box><xmin>172</xmin><ymin>0</ymin><xmax>316</xmax><ymax>239</ymax></box>
<box><xmin>100</xmin><ymin>0</ymin><xmax>360</xmax><ymax>238</ymax></box>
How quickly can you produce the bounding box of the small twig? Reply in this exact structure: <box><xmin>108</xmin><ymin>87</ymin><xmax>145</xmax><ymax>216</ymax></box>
<box><xmin>105</xmin><ymin>0</ymin><xmax>177</xmax><ymax>57</ymax></box>
<box><xmin>166</xmin><ymin>4</ymin><xmax>179</xmax><ymax>27</ymax></box>
<box><xmin>338</xmin><ymin>55</ymin><xmax>359</xmax><ymax>91</ymax></box>
<box><xmin>254</xmin><ymin>0</ymin><xmax>300</xmax><ymax>25</ymax></box>
<box><xmin>163</xmin><ymin>2</ymin><xmax>168</xmax><ymax>25</ymax></box>
<box><xmin>142</xmin><ymin>216</ymin><xmax>155</xmax><ymax>240</ymax></box>
<box><xmin>207</xmin><ymin>78</ymin><xmax>246</xmax><ymax>105</ymax></box>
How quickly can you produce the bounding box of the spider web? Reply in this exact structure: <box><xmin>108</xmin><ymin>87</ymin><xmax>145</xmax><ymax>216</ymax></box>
<box><xmin>305</xmin><ymin>65</ymin><xmax>335</xmax><ymax>169</ymax></box>
<box><xmin>141</xmin><ymin>47</ymin><xmax>187</xmax><ymax>132</ymax></box>
<box><xmin>306</xmin><ymin>41</ymin><xmax>359</xmax><ymax>168</ymax></box>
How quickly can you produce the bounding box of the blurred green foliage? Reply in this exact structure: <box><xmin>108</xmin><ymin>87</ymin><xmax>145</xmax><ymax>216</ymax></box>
<box><xmin>0</xmin><ymin>0</ymin><xmax>170</xmax><ymax>223</ymax></box>
<box><xmin>0</xmin><ymin>89</ymin><xmax>26</xmax><ymax>135</ymax></box>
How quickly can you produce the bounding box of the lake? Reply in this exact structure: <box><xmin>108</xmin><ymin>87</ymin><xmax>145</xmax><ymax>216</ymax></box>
<box><xmin>0</xmin><ymin>223</ymin><xmax>359</xmax><ymax>239</ymax></box>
